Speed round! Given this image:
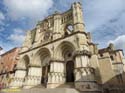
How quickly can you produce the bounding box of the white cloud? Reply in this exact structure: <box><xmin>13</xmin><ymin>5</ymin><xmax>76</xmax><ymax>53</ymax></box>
<box><xmin>0</xmin><ymin>12</ymin><xmax>5</xmax><ymax>20</ymax></box>
<box><xmin>0</xmin><ymin>27</ymin><xmax>5</xmax><ymax>32</ymax></box>
<box><xmin>8</xmin><ymin>28</ymin><xmax>25</xmax><ymax>45</ymax></box>
<box><xmin>83</xmin><ymin>0</ymin><xmax>124</xmax><ymax>32</ymax></box>
<box><xmin>108</xmin><ymin>35</ymin><xmax>125</xmax><ymax>53</ymax></box>
<box><xmin>3</xmin><ymin>0</ymin><xmax>53</xmax><ymax>23</ymax></box>
<box><xmin>0</xmin><ymin>11</ymin><xmax>5</xmax><ymax>25</ymax></box>
<box><xmin>0</xmin><ymin>49</ymin><xmax>5</xmax><ymax>55</ymax></box>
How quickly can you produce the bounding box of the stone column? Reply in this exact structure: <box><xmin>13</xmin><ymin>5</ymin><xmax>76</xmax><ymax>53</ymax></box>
<box><xmin>47</xmin><ymin>60</ymin><xmax>65</xmax><ymax>88</ymax></box>
<box><xmin>74</xmin><ymin>50</ymin><xmax>101</xmax><ymax>93</ymax></box>
<box><xmin>23</xmin><ymin>65</ymin><xmax>41</xmax><ymax>89</ymax></box>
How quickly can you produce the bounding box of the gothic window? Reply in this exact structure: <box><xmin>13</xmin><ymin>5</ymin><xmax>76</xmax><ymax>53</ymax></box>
<box><xmin>110</xmin><ymin>55</ymin><xmax>114</xmax><ymax>61</ymax></box>
<box><xmin>100</xmin><ymin>54</ymin><xmax>103</xmax><ymax>57</ymax></box>
<box><xmin>64</xmin><ymin>24</ymin><xmax>74</xmax><ymax>36</ymax></box>
<box><xmin>67</xmin><ymin>53</ymin><xmax>72</xmax><ymax>58</ymax></box>
<box><xmin>61</xmin><ymin>19</ymin><xmax>63</xmax><ymax>24</ymax></box>
<box><xmin>43</xmin><ymin>20</ymin><xmax>49</xmax><ymax>30</ymax></box>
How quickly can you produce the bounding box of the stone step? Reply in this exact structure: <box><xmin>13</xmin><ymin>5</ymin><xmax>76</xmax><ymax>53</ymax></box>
<box><xmin>32</xmin><ymin>84</ymin><xmax>46</xmax><ymax>89</ymax></box>
<box><xmin>1</xmin><ymin>88</ymin><xmax>80</xmax><ymax>93</ymax></box>
<box><xmin>57</xmin><ymin>83</ymin><xmax>75</xmax><ymax>88</ymax></box>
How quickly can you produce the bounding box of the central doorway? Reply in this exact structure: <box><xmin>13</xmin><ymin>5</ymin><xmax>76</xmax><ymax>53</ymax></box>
<box><xmin>66</xmin><ymin>61</ymin><xmax>74</xmax><ymax>82</ymax></box>
<box><xmin>41</xmin><ymin>65</ymin><xmax>50</xmax><ymax>85</ymax></box>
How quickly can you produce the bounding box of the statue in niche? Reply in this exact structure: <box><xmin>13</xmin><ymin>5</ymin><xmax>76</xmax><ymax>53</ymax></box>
<box><xmin>38</xmin><ymin>19</ymin><xmax>49</xmax><ymax>33</ymax></box>
<box><xmin>42</xmin><ymin>19</ymin><xmax>53</xmax><ymax>41</ymax></box>
<box><xmin>37</xmin><ymin>19</ymin><xmax>53</xmax><ymax>43</ymax></box>
<box><xmin>43</xmin><ymin>30</ymin><xmax>53</xmax><ymax>41</ymax></box>
<box><xmin>43</xmin><ymin>19</ymin><xmax>49</xmax><ymax>31</ymax></box>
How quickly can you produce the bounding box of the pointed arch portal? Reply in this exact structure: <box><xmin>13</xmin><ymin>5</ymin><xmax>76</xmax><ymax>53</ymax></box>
<box><xmin>55</xmin><ymin>41</ymin><xmax>76</xmax><ymax>83</ymax></box>
<box><xmin>33</xmin><ymin>48</ymin><xmax>51</xmax><ymax>85</ymax></box>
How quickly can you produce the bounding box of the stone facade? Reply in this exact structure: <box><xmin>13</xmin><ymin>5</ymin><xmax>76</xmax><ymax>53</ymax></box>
<box><xmin>9</xmin><ymin>2</ymin><xmax>125</xmax><ymax>93</ymax></box>
<box><xmin>0</xmin><ymin>47</ymin><xmax>20</xmax><ymax>89</ymax></box>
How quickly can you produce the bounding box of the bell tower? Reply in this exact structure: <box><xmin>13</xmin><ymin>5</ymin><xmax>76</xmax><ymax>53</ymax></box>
<box><xmin>72</xmin><ymin>2</ymin><xmax>85</xmax><ymax>32</ymax></box>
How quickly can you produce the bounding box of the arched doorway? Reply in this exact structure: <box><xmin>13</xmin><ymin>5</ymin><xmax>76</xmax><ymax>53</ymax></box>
<box><xmin>66</xmin><ymin>61</ymin><xmax>74</xmax><ymax>82</ymax></box>
<box><xmin>21</xmin><ymin>55</ymin><xmax>30</xmax><ymax>76</ymax></box>
<box><xmin>41</xmin><ymin>65</ymin><xmax>50</xmax><ymax>84</ymax></box>
<box><xmin>33</xmin><ymin>48</ymin><xmax>51</xmax><ymax>86</ymax></box>
<box><xmin>55</xmin><ymin>41</ymin><xmax>76</xmax><ymax>83</ymax></box>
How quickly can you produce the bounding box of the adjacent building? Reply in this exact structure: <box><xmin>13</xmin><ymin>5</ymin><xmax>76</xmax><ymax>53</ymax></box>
<box><xmin>0</xmin><ymin>48</ymin><xmax>20</xmax><ymax>89</ymax></box>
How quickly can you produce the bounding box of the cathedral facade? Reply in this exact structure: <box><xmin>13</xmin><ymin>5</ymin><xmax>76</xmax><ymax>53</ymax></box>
<box><xmin>9</xmin><ymin>2</ymin><xmax>125</xmax><ymax>93</ymax></box>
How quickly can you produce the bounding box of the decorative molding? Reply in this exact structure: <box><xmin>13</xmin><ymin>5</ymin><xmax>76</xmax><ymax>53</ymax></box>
<box><xmin>74</xmin><ymin>50</ymin><xmax>91</xmax><ymax>57</ymax></box>
<box><xmin>28</xmin><ymin>64</ymin><xmax>41</xmax><ymax>68</ymax></box>
<box><xmin>50</xmin><ymin>59</ymin><xmax>64</xmax><ymax>63</ymax></box>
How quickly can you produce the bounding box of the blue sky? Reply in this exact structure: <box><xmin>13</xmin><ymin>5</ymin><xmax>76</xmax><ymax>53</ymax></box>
<box><xmin>0</xmin><ymin>0</ymin><xmax>125</xmax><ymax>54</ymax></box>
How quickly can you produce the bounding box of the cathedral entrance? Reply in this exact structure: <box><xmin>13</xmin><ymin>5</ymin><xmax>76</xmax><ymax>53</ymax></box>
<box><xmin>33</xmin><ymin>48</ymin><xmax>51</xmax><ymax>87</ymax></box>
<box><xmin>41</xmin><ymin>65</ymin><xmax>50</xmax><ymax>84</ymax></box>
<box><xmin>56</xmin><ymin>41</ymin><xmax>76</xmax><ymax>84</ymax></box>
<box><xmin>66</xmin><ymin>61</ymin><xmax>74</xmax><ymax>82</ymax></box>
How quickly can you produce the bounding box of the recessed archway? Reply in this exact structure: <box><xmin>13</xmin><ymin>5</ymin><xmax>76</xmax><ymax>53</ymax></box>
<box><xmin>20</xmin><ymin>55</ymin><xmax>30</xmax><ymax>77</ymax></box>
<box><xmin>21</xmin><ymin>55</ymin><xmax>30</xmax><ymax>68</ymax></box>
<box><xmin>20</xmin><ymin>55</ymin><xmax>30</xmax><ymax>76</ymax></box>
<box><xmin>33</xmin><ymin>48</ymin><xmax>51</xmax><ymax>85</ymax></box>
<box><xmin>66</xmin><ymin>61</ymin><xmax>74</xmax><ymax>82</ymax></box>
<box><xmin>55</xmin><ymin>41</ymin><xmax>76</xmax><ymax>83</ymax></box>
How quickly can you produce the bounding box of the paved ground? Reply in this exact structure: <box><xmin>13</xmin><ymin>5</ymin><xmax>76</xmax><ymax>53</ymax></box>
<box><xmin>0</xmin><ymin>88</ymin><xmax>80</xmax><ymax>93</ymax></box>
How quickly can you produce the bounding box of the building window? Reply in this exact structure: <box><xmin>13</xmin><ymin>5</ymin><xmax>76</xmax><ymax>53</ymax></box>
<box><xmin>64</xmin><ymin>24</ymin><xmax>74</xmax><ymax>36</ymax></box>
<box><xmin>100</xmin><ymin>54</ymin><xmax>103</xmax><ymax>57</ymax></box>
<box><xmin>110</xmin><ymin>56</ymin><xmax>114</xmax><ymax>61</ymax></box>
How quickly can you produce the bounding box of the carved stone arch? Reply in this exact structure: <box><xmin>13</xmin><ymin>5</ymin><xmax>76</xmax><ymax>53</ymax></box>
<box><xmin>32</xmin><ymin>48</ymin><xmax>51</xmax><ymax>84</ymax></box>
<box><xmin>55</xmin><ymin>41</ymin><xmax>76</xmax><ymax>82</ymax></box>
<box><xmin>55</xmin><ymin>41</ymin><xmax>76</xmax><ymax>61</ymax></box>
<box><xmin>32</xmin><ymin>48</ymin><xmax>51</xmax><ymax>67</ymax></box>
<box><xmin>20</xmin><ymin>55</ymin><xmax>30</xmax><ymax>69</ymax></box>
